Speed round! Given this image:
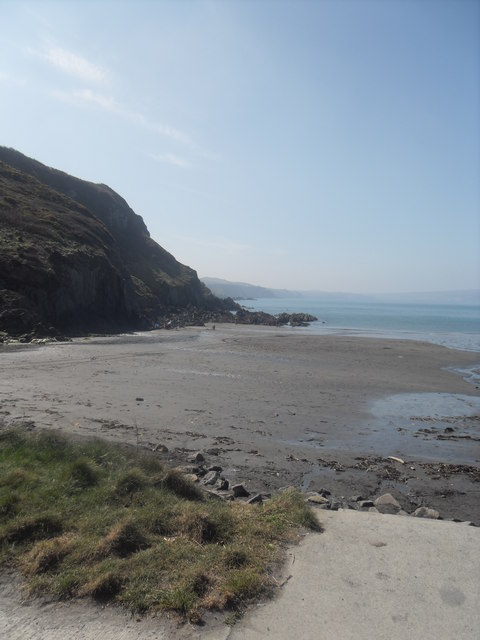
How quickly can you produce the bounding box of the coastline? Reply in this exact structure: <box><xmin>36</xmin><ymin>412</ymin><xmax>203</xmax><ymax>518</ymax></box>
<box><xmin>1</xmin><ymin>324</ymin><xmax>479</xmax><ymax>522</ymax></box>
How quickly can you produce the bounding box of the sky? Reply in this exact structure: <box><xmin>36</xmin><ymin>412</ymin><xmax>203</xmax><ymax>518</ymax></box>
<box><xmin>1</xmin><ymin>0</ymin><xmax>479</xmax><ymax>294</ymax></box>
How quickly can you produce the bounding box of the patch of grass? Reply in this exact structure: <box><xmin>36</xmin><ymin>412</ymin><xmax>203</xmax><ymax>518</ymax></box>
<box><xmin>0</xmin><ymin>427</ymin><xmax>319</xmax><ymax>622</ymax></box>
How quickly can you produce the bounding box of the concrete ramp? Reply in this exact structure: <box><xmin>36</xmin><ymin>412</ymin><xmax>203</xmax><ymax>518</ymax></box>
<box><xmin>229</xmin><ymin>510</ymin><xmax>480</xmax><ymax>640</ymax></box>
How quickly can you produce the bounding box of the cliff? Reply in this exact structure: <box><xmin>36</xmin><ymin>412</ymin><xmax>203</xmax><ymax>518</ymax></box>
<box><xmin>0</xmin><ymin>147</ymin><xmax>229</xmax><ymax>337</ymax></box>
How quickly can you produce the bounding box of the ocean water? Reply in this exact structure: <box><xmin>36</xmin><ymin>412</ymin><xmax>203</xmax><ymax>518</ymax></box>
<box><xmin>243</xmin><ymin>297</ymin><xmax>480</xmax><ymax>353</ymax></box>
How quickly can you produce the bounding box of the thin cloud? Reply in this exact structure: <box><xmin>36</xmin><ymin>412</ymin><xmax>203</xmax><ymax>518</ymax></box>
<box><xmin>71</xmin><ymin>88</ymin><xmax>116</xmax><ymax>110</ymax></box>
<box><xmin>150</xmin><ymin>153</ymin><xmax>190</xmax><ymax>169</ymax></box>
<box><xmin>51</xmin><ymin>89</ymin><xmax>190</xmax><ymax>144</ymax></box>
<box><xmin>44</xmin><ymin>46</ymin><xmax>107</xmax><ymax>84</ymax></box>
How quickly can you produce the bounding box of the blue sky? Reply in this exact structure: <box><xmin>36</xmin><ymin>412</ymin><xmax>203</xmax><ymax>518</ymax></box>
<box><xmin>1</xmin><ymin>0</ymin><xmax>479</xmax><ymax>293</ymax></box>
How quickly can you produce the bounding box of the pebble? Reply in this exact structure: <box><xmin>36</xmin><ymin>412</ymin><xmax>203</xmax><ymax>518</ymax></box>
<box><xmin>413</xmin><ymin>506</ymin><xmax>440</xmax><ymax>519</ymax></box>
<box><xmin>232</xmin><ymin>483</ymin><xmax>250</xmax><ymax>497</ymax></box>
<box><xmin>202</xmin><ymin>471</ymin><xmax>219</xmax><ymax>486</ymax></box>
<box><xmin>187</xmin><ymin>452</ymin><xmax>205</xmax><ymax>463</ymax></box>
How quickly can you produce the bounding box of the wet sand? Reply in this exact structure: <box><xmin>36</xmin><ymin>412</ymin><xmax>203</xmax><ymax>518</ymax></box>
<box><xmin>1</xmin><ymin>324</ymin><xmax>479</xmax><ymax>522</ymax></box>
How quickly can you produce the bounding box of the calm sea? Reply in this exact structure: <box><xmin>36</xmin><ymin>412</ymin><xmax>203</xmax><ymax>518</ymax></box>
<box><xmin>244</xmin><ymin>297</ymin><xmax>480</xmax><ymax>353</ymax></box>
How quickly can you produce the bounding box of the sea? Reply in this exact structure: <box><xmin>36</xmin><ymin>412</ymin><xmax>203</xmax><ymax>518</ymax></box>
<box><xmin>243</xmin><ymin>297</ymin><xmax>480</xmax><ymax>354</ymax></box>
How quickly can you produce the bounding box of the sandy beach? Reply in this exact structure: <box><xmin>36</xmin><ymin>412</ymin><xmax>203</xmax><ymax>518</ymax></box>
<box><xmin>1</xmin><ymin>324</ymin><xmax>479</xmax><ymax>522</ymax></box>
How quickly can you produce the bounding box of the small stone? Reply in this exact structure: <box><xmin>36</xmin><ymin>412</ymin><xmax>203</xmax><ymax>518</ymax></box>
<box><xmin>202</xmin><ymin>471</ymin><xmax>219</xmax><ymax>486</ymax></box>
<box><xmin>368</xmin><ymin>507</ymin><xmax>379</xmax><ymax>513</ymax></box>
<box><xmin>208</xmin><ymin>465</ymin><xmax>223</xmax><ymax>473</ymax></box>
<box><xmin>247</xmin><ymin>494</ymin><xmax>263</xmax><ymax>504</ymax></box>
<box><xmin>374</xmin><ymin>493</ymin><xmax>401</xmax><ymax>514</ymax></box>
<box><xmin>232</xmin><ymin>483</ymin><xmax>250</xmax><ymax>497</ymax></box>
<box><xmin>350</xmin><ymin>495</ymin><xmax>364</xmax><ymax>502</ymax></box>
<box><xmin>318</xmin><ymin>488</ymin><xmax>331</xmax><ymax>497</ymax></box>
<box><xmin>187</xmin><ymin>452</ymin><xmax>205</xmax><ymax>463</ymax></box>
<box><xmin>183</xmin><ymin>473</ymin><xmax>199</xmax><ymax>483</ymax></box>
<box><xmin>154</xmin><ymin>444</ymin><xmax>168</xmax><ymax>453</ymax></box>
<box><xmin>307</xmin><ymin>494</ymin><xmax>330</xmax><ymax>505</ymax></box>
<box><xmin>215</xmin><ymin>478</ymin><xmax>229</xmax><ymax>491</ymax></box>
<box><xmin>204</xmin><ymin>489</ymin><xmax>225</xmax><ymax>501</ymax></box>
<box><xmin>135</xmin><ymin>397</ymin><xmax>144</xmax><ymax>402</ymax></box>
<box><xmin>413</xmin><ymin>507</ymin><xmax>440</xmax><ymax>519</ymax></box>
<box><xmin>329</xmin><ymin>501</ymin><xmax>341</xmax><ymax>511</ymax></box>
<box><xmin>358</xmin><ymin>500</ymin><xmax>374</xmax><ymax>508</ymax></box>
<box><xmin>174</xmin><ymin>465</ymin><xmax>199</xmax><ymax>475</ymax></box>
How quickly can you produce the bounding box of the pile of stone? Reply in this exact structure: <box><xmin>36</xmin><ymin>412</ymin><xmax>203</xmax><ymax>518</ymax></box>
<box><xmin>173</xmin><ymin>451</ymin><xmax>264</xmax><ymax>505</ymax></box>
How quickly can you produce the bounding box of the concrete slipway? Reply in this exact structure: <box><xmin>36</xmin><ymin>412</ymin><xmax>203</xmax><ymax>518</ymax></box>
<box><xmin>1</xmin><ymin>509</ymin><xmax>478</xmax><ymax>640</ymax></box>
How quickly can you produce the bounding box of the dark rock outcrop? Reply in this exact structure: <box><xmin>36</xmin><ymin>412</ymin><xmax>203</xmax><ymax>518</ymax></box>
<box><xmin>0</xmin><ymin>147</ymin><xmax>232</xmax><ymax>337</ymax></box>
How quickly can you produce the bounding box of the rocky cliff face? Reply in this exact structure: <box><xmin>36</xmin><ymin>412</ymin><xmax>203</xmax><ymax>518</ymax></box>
<box><xmin>0</xmin><ymin>147</ymin><xmax>226</xmax><ymax>337</ymax></box>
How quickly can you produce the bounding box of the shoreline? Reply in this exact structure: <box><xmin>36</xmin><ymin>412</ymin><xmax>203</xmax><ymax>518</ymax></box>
<box><xmin>1</xmin><ymin>325</ymin><xmax>479</xmax><ymax>523</ymax></box>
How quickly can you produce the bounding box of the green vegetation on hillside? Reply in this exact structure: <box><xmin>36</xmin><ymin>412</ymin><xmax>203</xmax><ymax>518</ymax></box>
<box><xmin>0</xmin><ymin>428</ymin><xmax>319</xmax><ymax>622</ymax></box>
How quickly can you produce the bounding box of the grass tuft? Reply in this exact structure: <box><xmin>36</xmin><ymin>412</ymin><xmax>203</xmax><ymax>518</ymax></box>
<box><xmin>22</xmin><ymin>535</ymin><xmax>73</xmax><ymax>575</ymax></box>
<box><xmin>3</xmin><ymin>514</ymin><xmax>63</xmax><ymax>544</ymax></box>
<box><xmin>79</xmin><ymin>570</ymin><xmax>123</xmax><ymax>600</ymax></box>
<box><xmin>115</xmin><ymin>468</ymin><xmax>147</xmax><ymax>495</ymax></box>
<box><xmin>161</xmin><ymin>469</ymin><xmax>203</xmax><ymax>501</ymax></box>
<box><xmin>69</xmin><ymin>458</ymin><xmax>99</xmax><ymax>488</ymax></box>
<box><xmin>97</xmin><ymin>521</ymin><xmax>149</xmax><ymax>558</ymax></box>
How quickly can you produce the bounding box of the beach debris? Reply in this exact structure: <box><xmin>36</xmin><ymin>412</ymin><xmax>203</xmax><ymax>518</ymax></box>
<box><xmin>413</xmin><ymin>507</ymin><xmax>440</xmax><ymax>519</ymax></box>
<box><xmin>387</xmin><ymin>456</ymin><xmax>405</xmax><ymax>464</ymax></box>
<box><xmin>231</xmin><ymin>483</ymin><xmax>250</xmax><ymax>498</ymax></box>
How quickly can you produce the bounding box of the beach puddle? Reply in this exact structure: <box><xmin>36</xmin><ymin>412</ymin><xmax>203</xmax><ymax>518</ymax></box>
<box><xmin>362</xmin><ymin>393</ymin><xmax>480</xmax><ymax>465</ymax></box>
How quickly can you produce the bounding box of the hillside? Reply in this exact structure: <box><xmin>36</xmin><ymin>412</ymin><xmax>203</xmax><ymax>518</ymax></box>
<box><xmin>0</xmin><ymin>148</ymin><xmax>230</xmax><ymax>337</ymax></box>
<box><xmin>201</xmin><ymin>277</ymin><xmax>301</xmax><ymax>300</ymax></box>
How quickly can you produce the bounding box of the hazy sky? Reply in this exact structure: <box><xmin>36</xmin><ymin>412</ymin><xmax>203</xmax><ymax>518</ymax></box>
<box><xmin>1</xmin><ymin>0</ymin><xmax>479</xmax><ymax>293</ymax></box>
